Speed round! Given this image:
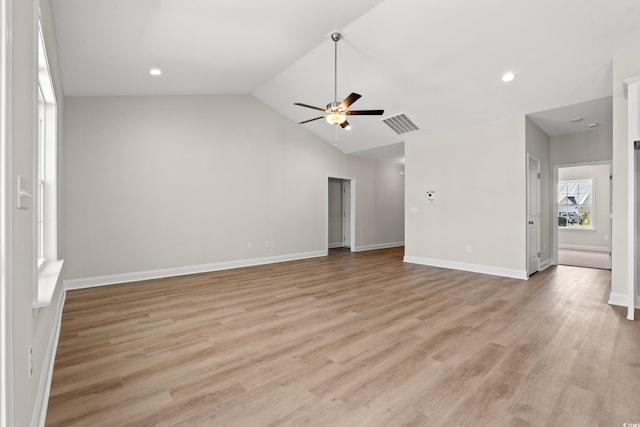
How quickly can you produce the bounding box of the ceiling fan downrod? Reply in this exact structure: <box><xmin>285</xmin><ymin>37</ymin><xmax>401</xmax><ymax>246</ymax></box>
<box><xmin>331</xmin><ymin>32</ymin><xmax>341</xmax><ymax>105</ymax></box>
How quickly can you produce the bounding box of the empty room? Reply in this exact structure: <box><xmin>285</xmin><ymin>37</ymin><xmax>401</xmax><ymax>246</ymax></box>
<box><xmin>2</xmin><ymin>1</ymin><xmax>640</xmax><ymax>426</ymax></box>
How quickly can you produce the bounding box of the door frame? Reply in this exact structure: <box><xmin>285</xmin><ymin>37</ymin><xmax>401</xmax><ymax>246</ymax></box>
<box><xmin>1</xmin><ymin>0</ymin><xmax>13</xmax><ymax>422</ymax></box>
<box><xmin>326</xmin><ymin>176</ymin><xmax>356</xmax><ymax>253</ymax></box>
<box><xmin>552</xmin><ymin>160</ymin><xmax>612</xmax><ymax>268</ymax></box>
<box><xmin>527</xmin><ymin>154</ymin><xmax>541</xmax><ymax>276</ymax></box>
<box><xmin>341</xmin><ymin>180</ymin><xmax>351</xmax><ymax>248</ymax></box>
<box><xmin>624</xmin><ymin>77</ymin><xmax>640</xmax><ymax>320</ymax></box>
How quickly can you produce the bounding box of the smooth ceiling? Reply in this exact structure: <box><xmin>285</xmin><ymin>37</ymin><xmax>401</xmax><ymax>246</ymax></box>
<box><xmin>52</xmin><ymin>0</ymin><xmax>640</xmax><ymax>155</ymax></box>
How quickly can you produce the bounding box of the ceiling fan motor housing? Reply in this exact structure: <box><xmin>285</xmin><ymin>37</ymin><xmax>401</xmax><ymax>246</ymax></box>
<box><xmin>327</xmin><ymin>101</ymin><xmax>341</xmax><ymax>112</ymax></box>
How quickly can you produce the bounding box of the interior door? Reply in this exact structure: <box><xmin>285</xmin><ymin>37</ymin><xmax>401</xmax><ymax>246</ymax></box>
<box><xmin>342</xmin><ymin>181</ymin><xmax>351</xmax><ymax>248</ymax></box>
<box><xmin>528</xmin><ymin>156</ymin><xmax>541</xmax><ymax>275</ymax></box>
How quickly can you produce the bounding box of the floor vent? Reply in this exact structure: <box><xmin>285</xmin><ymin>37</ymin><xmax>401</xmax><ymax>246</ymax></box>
<box><xmin>382</xmin><ymin>113</ymin><xmax>419</xmax><ymax>135</ymax></box>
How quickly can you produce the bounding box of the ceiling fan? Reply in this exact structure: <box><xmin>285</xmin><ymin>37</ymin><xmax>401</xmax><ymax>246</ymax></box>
<box><xmin>294</xmin><ymin>32</ymin><xmax>384</xmax><ymax>129</ymax></box>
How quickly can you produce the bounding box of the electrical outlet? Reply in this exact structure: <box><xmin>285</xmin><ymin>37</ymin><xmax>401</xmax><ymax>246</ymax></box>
<box><xmin>28</xmin><ymin>346</ymin><xmax>33</xmax><ymax>378</ymax></box>
<box><xmin>264</xmin><ymin>241</ymin><xmax>270</xmax><ymax>248</ymax></box>
<box><xmin>247</xmin><ymin>242</ymin><xmax>253</xmax><ymax>250</ymax></box>
<box><xmin>465</xmin><ymin>245</ymin><xmax>472</xmax><ymax>253</ymax></box>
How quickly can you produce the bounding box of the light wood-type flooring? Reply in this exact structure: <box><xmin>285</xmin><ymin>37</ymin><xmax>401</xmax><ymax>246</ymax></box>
<box><xmin>46</xmin><ymin>247</ymin><xmax>640</xmax><ymax>427</ymax></box>
<box><xmin>558</xmin><ymin>248</ymin><xmax>611</xmax><ymax>270</ymax></box>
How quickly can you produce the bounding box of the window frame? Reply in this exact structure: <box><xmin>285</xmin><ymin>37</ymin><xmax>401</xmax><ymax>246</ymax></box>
<box><xmin>557</xmin><ymin>178</ymin><xmax>594</xmax><ymax>230</ymax></box>
<box><xmin>34</xmin><ymin>20</ymin><xmax>63</xmax><ymax>309</ymax></box>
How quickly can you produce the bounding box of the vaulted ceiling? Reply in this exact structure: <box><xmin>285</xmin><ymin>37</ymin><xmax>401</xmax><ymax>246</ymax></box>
<box><xmin>52</xmin><ymin>0</ymin><xmax>640</xmax><ymax>158</ymax></box>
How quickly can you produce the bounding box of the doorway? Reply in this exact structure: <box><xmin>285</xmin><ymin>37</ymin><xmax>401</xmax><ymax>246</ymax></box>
<box><xmin>327</xmin><ymin>177</ymin><xmax>355</xmax><ymax>251</ymax></box>
<box><xmin>553</xmin><ymin>162</ymin><xmax>612</xmax><ymax>270</ymax></box>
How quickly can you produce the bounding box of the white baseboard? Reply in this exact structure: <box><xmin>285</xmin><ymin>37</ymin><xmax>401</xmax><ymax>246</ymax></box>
<box><xmin>31</xmin><ymin>289</ymin><xmax>66</xmax><ymax>427</ymax></box>
<box><xmin>403</xmin><ymin>256</ymin><xmax>528</xmax><ymax>280</ymax></box>
<box><xmin>64</xmin><ymin>250</ymin><xmax>327</xmax><ymax>290</ymax></box>
<box><xmin>558</xmin><ymin>244</ymin><xmax>610</xmax><ymax>253</ymax></box>
<box><xmin>354</xmin><ymin>242</ymin><xmax>404</xmax><ymax>252</ymax></box>
<box><xmin>608</xmin><ymin>292</ymin><xmax>640</xmax><ymax>309</ymax></box>
<box><xmin>328</xmin><ymin>243</ymin><xmax>343</xmax><ymax>249</ymax></box>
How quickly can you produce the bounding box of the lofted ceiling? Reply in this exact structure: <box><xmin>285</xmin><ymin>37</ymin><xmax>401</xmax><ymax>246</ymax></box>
<box><xmin>52</xmin><ymin>0</ymin><xmax>640</xmax><ymax>158</ymax></box>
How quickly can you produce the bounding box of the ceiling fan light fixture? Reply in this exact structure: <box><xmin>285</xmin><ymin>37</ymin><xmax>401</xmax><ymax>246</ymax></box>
<box><xmin>326</xmin><ymin>112</ymin><xmax>346</xmax><ymax>125</ymax></box>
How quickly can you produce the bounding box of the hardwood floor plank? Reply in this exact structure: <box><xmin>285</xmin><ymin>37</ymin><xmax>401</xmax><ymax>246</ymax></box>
<box><xmin>46</xmin><ymin>247</ymin><xmax>640</xmax><ymax>427</ymax></box>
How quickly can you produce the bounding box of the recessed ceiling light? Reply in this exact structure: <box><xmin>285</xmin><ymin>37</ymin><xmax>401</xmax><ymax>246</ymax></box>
<box><xmin>568</xmin><ymin>117</ymin><xmax>584</xmax><ymax>123</ymax></box>
<box><xmin>501</xmin><ymin>71</ymin><xmax>515</xmax><ymax>82</ymax></box>
<box><xmin>149</xmin><ymin>68</ymin><xmax>162</xmax><ymax>76</ymax></box>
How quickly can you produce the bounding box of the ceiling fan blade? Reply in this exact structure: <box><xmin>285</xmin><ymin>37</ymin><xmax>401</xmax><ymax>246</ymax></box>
<box><xmin>338</xmin><ymin>93</ymin><xmax>361</xmax><ymax>110</ymax></box>
<box><xmin>346</xmin><ymin>109</ymin><xmax>384</xmax><ymax>116</ymax></box>
<box><xmin>340</xmin><ymin>120</ymin><xmax>350</xmax><ymax>129</ymax></box>
<box><xmin>294</xmin><ymin>102</ymin><xmax>326</xmax><ymax>112</ymax></box>
<box><xmin>299</xmin><ymin>116</ymin><xmax>325</xmax><ymax>124</ymax></box>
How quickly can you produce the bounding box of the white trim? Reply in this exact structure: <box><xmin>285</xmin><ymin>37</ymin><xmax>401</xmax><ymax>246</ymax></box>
<box><xmin>33</xmin><ymin>260</ymin><xmax>63</xmax><ymax>308</ymax></box>
<box><xmin>354</xmin><ymin>242</ymin><xmax>404</xmax><ymax>252</ymax></box>
<box><xmin>328</xmin><ymin>243</ymin><xmax>343</xmax><ymax>249</ymax></box>
<box><xmin>403</xmin><ymin>256</ymin><xmax>528</xmax><ymax>280</ymax></box>
<box><xmin>552</xmin><ymin>160</ymin><xmax>612</xmax><ymax>276</ymax></box>
<box><xmin>64</xmin><ymin>251</ymin><xmax>327</xmax><ymax>290</ymax></box>
<box><xmin>326</xmin><ymin>175</ymin><xmax>356</xmax><ymax>253</ymax></box>
<box><xmin>0</xmin><ymin>0</ymin><xmax>12</xmax><ymax>423</ymax></box>
<box><xmin>624</xmin><ymin>77</ymin><xmax>639</xmax><ymax>320</ymax></box>
<box><xmin>558</xmin><ymin>244</ymin><xmax>611</xmax><ymax>253</ymax></box>
<box><xmin>609</xmin><ymin>291</ymin><xmax>640</xmax><ymax>309</ymax></box>
<box><xmin>30</xmin><ymin>289</ymin><xmax>65</xmax><ymax>427</ymax></box>
<box><xmin>34</xmin><ymin>21</ymin><xmax>60</xmax><ymax>309</ymax></box>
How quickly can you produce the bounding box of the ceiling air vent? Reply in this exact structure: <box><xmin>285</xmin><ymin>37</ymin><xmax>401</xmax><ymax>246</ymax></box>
<box><xmin>382</xmin><ymin>113</ymin><xmax>419</xmax><ymax>135</ymax></box>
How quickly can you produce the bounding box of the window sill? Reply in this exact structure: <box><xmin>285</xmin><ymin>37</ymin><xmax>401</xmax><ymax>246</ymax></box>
<box><xmin>558</xmin><ymin>227</ymin><xmax>596</xmax><ymax>231</ymax></box>
<box><xmin>34</xmin><ymin>259</ymin><xmax>64</xmax><ymax>309</ymax></box>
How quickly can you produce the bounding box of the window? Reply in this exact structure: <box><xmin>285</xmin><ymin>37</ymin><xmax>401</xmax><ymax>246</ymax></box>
<box><xmin>34</xmin><ymin>22</ymin><xmax>62</xmax><ymax>308</ymax></box>
<box><xmin>558</xmin><ymin>179</ymin><xmax>592</xmax><ymax>228</ymax></box>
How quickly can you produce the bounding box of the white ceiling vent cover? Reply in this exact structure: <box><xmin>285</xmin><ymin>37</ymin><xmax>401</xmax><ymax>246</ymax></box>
<box><xmin>382</xmin><ymin>113</ymin><xmax>419</xmax><ymax>134</ymax></box>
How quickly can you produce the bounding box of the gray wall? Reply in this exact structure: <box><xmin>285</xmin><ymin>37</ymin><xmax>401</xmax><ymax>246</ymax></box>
<box><xmin>62</xmin><ymin>95</ymin><xmax>405</xmax><ymax>281</ymax></box>
<box><xmin>612</xmin><ymin>51</ymin><xmax>640</xmax><ymax>297</ymax></box>
<box><xmin>404</xmin><ymin>115</ymin><xmax>527</xmax><ymax>278</ymax></box>
<box><xmin>550</xmin><ymin>127</ymin><xmax>613</xmax><ymax>165</ymax></box>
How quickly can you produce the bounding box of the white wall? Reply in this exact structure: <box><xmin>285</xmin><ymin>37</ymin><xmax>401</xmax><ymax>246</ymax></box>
<box><xmin>612</xmin><ymin>51</ymin><xmax>640</xmax><ymax>298</ymax></box>
<box><xmin>62</xmin><ymin>95</ymin><xmax>405</xmax><ymax>283</ymax></box>
<box><xmin>526</xmin><ymin>118</ymin><xmax>552</xmax><ymax>267</ymax></box>
<box><xmin>5</xmin><ymin>0</ymin><xmax>66</xmax><ymax>425</ymax></box>
<box><xmin>558</xmin><ymin>164</ymin><xmax>611</xmax><ymax>251</ymax></box>
<box><xmin>404</xmin><ymin>115</ymin><xmax>527</xmax><ymax>279</ymax></box>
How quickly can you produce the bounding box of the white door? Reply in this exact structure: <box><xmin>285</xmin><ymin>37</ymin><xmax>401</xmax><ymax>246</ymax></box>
<box><xmin>528</xmin><ymin>156</ymin><xmax>541</xmax><ymax>276</ymax></box>
<box><xmin>342</xmin><ymin>181</ymin><xmax>351</xmax><ymax>248</ymax></box>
